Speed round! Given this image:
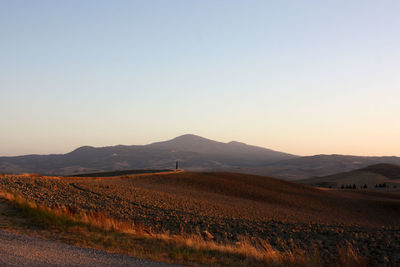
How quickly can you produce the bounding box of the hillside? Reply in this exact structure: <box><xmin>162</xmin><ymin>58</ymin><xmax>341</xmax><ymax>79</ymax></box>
<box><xmin>298</xmin><ymin>163</ymin><xmax>400</xmax><ymax>188</ymax></box>
<box><xmin>257</xmin><ymin>154</ymin><xmax>400</xmax><ymax>180</ymax></box>
<box><xmin>360</xmin><ymin>163</ymin><xmax>400</xmax><ymax>179</ymax></box>
<box><xmin>0</xmin><ymin>171</ymin><xmax>399</xmax><ymax>265</ymax></box>
<box><xmin>0</xmin><ymin>134</ymin><xmax>296</xmax><ymax>176</ymax></box>
<box><xmin>1</xmin><ymin>171</ymin><xmax>399</xmax><ymax>227</ymax></box>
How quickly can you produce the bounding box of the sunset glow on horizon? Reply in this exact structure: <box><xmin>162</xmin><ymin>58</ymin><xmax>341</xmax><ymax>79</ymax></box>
<box><xmin>1</xmin><ymin>1</ymin><xmax>400</xmax><ymax>157</ymax></box>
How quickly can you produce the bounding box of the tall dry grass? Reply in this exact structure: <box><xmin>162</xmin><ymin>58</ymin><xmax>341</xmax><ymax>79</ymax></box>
<box><xmin>0</xmin><ymin>191</ymin><xmax>136</xmax><ymax>232</ymax></box>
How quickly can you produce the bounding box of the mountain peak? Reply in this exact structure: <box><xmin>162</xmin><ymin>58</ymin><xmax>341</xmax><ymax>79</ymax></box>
<box><xmin>69</xmin><ymin>146</ymin><xmax>95</xmax><ymax>154</ymax></box>
<box><xmin>228</xmin><ymin>141</ymin><xmax>246</xmax><ymax>146</ymax></box>
<box><xmin>150</xmin><ymin>134</ymin><xmax>221</xmax><ymax>149</ymax></box>
<box><xmin>171</xmin><ymin>134</ymin><xmax>209</xmax><ymax>142</ymax></box>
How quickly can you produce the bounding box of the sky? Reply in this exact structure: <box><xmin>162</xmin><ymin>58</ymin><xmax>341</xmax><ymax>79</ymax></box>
<box><xmin>1</xmin><ymin>0</ymin><xmax>400</xmax><ymax>157</ymax></box>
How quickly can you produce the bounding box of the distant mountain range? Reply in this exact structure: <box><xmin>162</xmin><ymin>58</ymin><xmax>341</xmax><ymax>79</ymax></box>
<box><xmin>0</xmin><ymin>134</ymin><xmax>296</xmax><ymax>176</ymax></box>
<box><xmin>1</xmin><ymin>134</ymin><xmax>400</xmax><ymax>180</ymax></box>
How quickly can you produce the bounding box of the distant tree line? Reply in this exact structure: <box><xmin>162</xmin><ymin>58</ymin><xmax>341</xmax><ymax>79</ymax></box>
<box><xmin>340</xmin><ymin>184</ymin><xmax>368</xmax><ymax>189</ymax></box>
<box><xmin>340</xmin><ymin>184</ymin><xmax>359</xmax><ymax>189</ymax></box>
<box><xmin>339</xmin><ymin>183</ymin><xmax>397</xmax><ymax>189</ymax></box>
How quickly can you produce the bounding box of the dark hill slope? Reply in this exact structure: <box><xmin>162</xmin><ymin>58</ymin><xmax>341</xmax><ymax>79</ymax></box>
<box><xmin>360</xmin><ymin>163</ymin><xmax>400</xmax><ymax>179</ymax></box>
<box><xmin>298</xmin><ymin>164</ymin><xmax>400</xmax><ymax>188</ymax></box>
<box><xmin>121</xmin><ymin>172</ymin><xmax>400</xmax><ymax>226</ymax></box>
<box><xmin>259</xmin><ymin>155</ymin><xmax>400</xmax><ymax>180</ymax></box>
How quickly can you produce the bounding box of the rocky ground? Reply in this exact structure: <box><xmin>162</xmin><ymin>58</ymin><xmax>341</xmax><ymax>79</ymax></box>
<box><xmin>0</xmin><ymin>172</ymin><xmax>399</xmax><ymax>266</ymax></box>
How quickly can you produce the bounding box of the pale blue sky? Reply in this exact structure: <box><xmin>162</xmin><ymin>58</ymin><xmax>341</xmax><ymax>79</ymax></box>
<box><xmin>1</xmin><ymin>1</ymin><xmax>400</xmax><ymax>156</ymax></box>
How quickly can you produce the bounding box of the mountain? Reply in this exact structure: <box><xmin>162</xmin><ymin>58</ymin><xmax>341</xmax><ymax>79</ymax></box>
<box><xmin>297</xmin><ymin>163</ymin><xmax>400</xmax><ymax>188</ymax></box>
<box><xmin>2</xmin><ymin>135</ymin><xmax>400</xmax><ymax>179</ymax></box>
<box><xmin>0</xmin><ymin>134</ymin><xmax>297</xmax><ymax>175</ymax></box>
<box><xmin>149</xmin><ymin>134</ymin><xmax>294</xmax><ymax>163</ymax></box>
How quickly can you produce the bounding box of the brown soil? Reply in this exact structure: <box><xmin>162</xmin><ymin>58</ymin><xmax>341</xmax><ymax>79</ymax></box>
<box><xmin>1</xmin><ymin>172</ymin><xmax>399</xmax><ymax>265</ymax></box>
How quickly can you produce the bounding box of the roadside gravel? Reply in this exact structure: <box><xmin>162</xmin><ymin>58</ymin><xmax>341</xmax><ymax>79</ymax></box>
<box><xmin>0</xmin><ymin>229</ymin><xmax>178</xmax><ymax>267</ymax></box>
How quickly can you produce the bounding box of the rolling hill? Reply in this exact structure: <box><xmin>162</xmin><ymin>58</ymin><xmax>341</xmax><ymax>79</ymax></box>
<box><xmin>298</xmin><ymin>163</ymin><xmax>400</xmax><ymax>188</ymax></box>
<box><xmin>253</xmin><ymin>154</ymin><xmax>400</xmax><ymax>180</ymax></box>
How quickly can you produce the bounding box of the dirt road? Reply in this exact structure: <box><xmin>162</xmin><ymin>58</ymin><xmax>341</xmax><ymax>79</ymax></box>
<box><xmin>0</xmin><ymin>229</ymin><xmax>177</xmax><ymax>267</ymax></box>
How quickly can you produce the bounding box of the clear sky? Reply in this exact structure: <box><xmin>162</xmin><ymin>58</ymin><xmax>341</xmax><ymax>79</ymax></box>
<box><xmin>1</xmin><ymin>0</ymin><xmax>400</xmax><ymax>157</ymax></box>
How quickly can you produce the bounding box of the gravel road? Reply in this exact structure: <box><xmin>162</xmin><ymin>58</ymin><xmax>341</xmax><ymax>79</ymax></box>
<box><xmin>0</xmin><ymin>229</ymin><xmax>177</xmax><ymax>267</ymax></box>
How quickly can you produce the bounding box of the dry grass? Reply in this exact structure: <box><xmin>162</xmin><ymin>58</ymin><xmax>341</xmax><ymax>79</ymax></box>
<box><xmin>0</xmin><ymin>190</ymin><xmax>368</xmax><ymax>266</ymax></box>
<box><xmin>0</xmin><ymin>191</ymin><xmax>135</xmax><ymax>233</ymax></box>
<box><xmin>337</xmin><ymin>241</ymin><xmax>368</xmax><ymax>267</ymax></box>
